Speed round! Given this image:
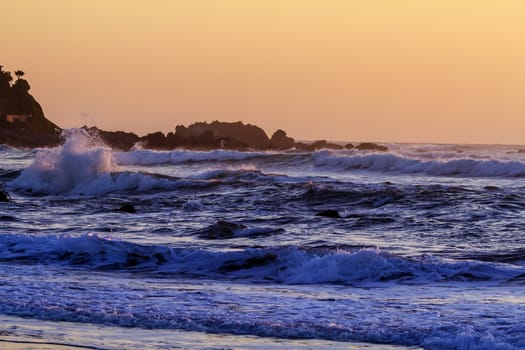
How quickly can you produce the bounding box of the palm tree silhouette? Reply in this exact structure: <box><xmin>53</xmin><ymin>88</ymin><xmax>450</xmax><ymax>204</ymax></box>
<box><xmin>14</xmin><ymin>70</ymin><xmax>25</xmax><ymax>80</ymax></box>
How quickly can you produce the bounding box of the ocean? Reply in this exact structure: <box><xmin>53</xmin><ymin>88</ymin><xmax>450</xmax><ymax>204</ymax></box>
<box><xmin>0</xmin><ymin>130</ymin><xmax>524</xmax><ymax>349</ymax></box>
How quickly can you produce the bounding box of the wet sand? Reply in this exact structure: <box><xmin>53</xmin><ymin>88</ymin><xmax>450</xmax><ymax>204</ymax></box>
<box><xmin>0</xmin><ymin>315</ymin><xmax>421</xmax><ymax>350</ymax></box>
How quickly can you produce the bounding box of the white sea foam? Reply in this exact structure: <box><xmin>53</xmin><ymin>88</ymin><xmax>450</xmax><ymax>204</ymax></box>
<box><xmin>6</xmin><ymin>130</ymin><xmax>186</xmax><ymax>195</ymax></box>
<box><xmin>313</xmin><ymin>151</ymin><xmax>525</xmax><ymax>178</ymax></box>
<box><xmin>19</xmin><ymin>135</ymin><xmax>522</xmax><ymax>194</ymax></box>
<box><xmin>1</xmin><ymin>234</ymin><xmax>524</xmax><ymax>349</ymax></box>
<box><xmin>114</xmin><ymin>149</ymin><xmax>268</xmax><ymax>166</ymax></box>
<box><xmin>8</xmin><ymin>129</ymin><xmax>115</xmax><ymax>194</ymax></box>
<box><xmin>106</xmin><ymin>146</ymin><xmax>525</xmax><ymax>179</ymax></box>
<box><xmin>276</xmin><ymin>248</ymin><xmax>524</xmax><ymax>284</ymax></box>
<box><xmin>1</xmin><ymin>233</ymin><xmax>522</xmax><ymax>285</ymax></box>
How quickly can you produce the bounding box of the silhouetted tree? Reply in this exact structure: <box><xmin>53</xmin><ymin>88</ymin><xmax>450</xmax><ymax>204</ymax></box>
<box><xmin>14</xmin><ymin>70</ymin><xmax>25</xmax><ymax>80</ymax></box>
<box><xmin>12</xmin><ymin>79</ymin><xmax>31</xmax><ymax>95</ymax></box>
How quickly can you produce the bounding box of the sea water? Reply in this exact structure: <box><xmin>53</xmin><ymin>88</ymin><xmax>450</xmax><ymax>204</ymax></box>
<box><xmin>0</xmin><ymin>130</ymin><xmax>524</xmax><ymax>349</ymax></box>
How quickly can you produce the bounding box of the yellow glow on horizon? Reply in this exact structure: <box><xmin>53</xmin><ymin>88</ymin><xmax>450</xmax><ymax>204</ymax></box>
<box><xmin>1</xmin><ymin>0</ymin><xmax>525</xmax><ymax>144</ymax></box>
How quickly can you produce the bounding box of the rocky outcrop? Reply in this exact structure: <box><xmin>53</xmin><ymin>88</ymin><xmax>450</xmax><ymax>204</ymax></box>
<box><xmin>141</xmin><ymin>131</ymin><xmax>168</xmax><ymax>149</ymax></box>
<box><xmin>355</xmin><ymin>142</ymin><xmax>388</xmax><ymax>151</ymax></box>
<box><xmin>174</xmin><ymin>121</ymin><xmax>270</xmax><ymax>150</ymax></box>
<box><xmin>0</xmin><ymin>185</ymin><xmax>10</xmax><ymax>202</ymax></box>
<box><xmin>0</xmin><ymin>67</ymin><xmax>390</xmax><ymax>152</ymax></box>
<box><xmin>118</xmin><ymin>203</ymin><xmax>137</xmax><ymax>213</ymax></box>
<box><xmin>269</xmin><ymin>129</ymin><xmax>295</xmax><ymax>150</ymax></box>
<box><xmin>296</xmin><ymin>140</ymin><xmax>344</xmax><ymax>151</ymax></box>
<box><xmin>197</xmin><ymin>220</ymin><xmax>247</xmax><ymax>239</ymax></box>
<box><xmin>316</xmin><ymin>210</ymin><xmax>341</xmax><ymax>218</ymax></box>
<box><xmin>82</xmin><ymin>126</ymin><xmax>140</xmax><ymax>151</ymax></box>
<box><xmin>220</xmin><ymin>253</ymin><xmax>277</xmax><ymax>272</ymax></box>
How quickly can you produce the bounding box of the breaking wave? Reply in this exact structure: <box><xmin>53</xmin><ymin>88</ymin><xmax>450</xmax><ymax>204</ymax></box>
<box><xmin>313</xmin><ymin>151</ymin><xmax>525</xmax><ymax>178</ymax></box>
<box><xmin>1</xmin><ymin>233</ymin><xmax>523</xmax><ymax>285</ymax></box>
<box><xmin>114</xmin><ymin>149</ymin><xmax>269</xmax><ymax>166</ymax></box>
<box><xmin>6</xmin><ymin>130</ymin><xmax>215</xmax><ymax>195</ymax></box>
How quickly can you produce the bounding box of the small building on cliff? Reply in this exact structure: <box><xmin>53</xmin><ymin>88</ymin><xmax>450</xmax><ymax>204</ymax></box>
<box><xmin>5</xmin><ymin>114</ymin><xmax>32</xmax><ymax>123</ymax></box>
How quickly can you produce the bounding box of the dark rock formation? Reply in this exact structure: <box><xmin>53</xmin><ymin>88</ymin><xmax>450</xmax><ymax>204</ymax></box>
<box><xmin>355</xmin><ymin>142</ymin><xmax>388</xmax><ymax>151</ymax></box>
<box><xmin>0</xmin><ymin>185</ymin><xmax>10</xmax><ymax>202</ymax></box>
<box><xmin>118</xmin><ymin>203</ymin><xmax>136</xmax><ymax>213</ymax></box>
<box><xmin>165</xmin><ymin>132</ymin><xmax>177</xmax><ymax>148</ymax></box>
<box><xmin>0</xmin><ymin>67</ymin><xmax>392</xmax><ymax>153</ymax></box>
<box><xmin>293</xmin><ymin>142</ymin><xmax>310</xmax><ymax>151</ymax></box>
<box><xmin>296</xmin><ymin>140</ymin><xmax>344</xmax><ymax>151</ymax></box>
<box><xmin>141</xmin><ymin>131</ymin><xmax>167</xmax><ymax>149</ymax></box>
<box><xmin>174</xmin><ymin>121</ymin><xmax>270</xmax><ymax>150</ymax></box>
<box><xmin>173</xmin><ymin>128</ymin><xmax>220</xmax><ymax>149</ymax></box>
<box><xmin>198</xmin><ymin>220</ymin><xmax>247</xmax><ymax>239</ymax></box>
<box><xmin>82</xmin><ymin>126</ymin><xmax>140</xmax><ymax>151</ymax></box>
<box><xmin>0</xmin><ymin>68</ymin><xmax>62</xmax><ymax>148</ymax></box>
<box><xmin>316</xmin><ymin>210</ymin><xmax>341</xmax><ymax>218</ymax></box>
<box><xmin>269</xmin><ymin>129</ymin><xmax>295</xmax><ymax>150</ymax></box>
<box><xmin>344</xmin><ymin>143</ymin><xmax>354</xmax><ymax>149</ymax></box>
<box><xmin>325</xmin><ymin>143</ymin><xmax>344</xmax><ymax>150</ymax></box>
<box><xmin>220</xmin><ymin>253</ymin><xmax>277</xmax><ymax>272</ymax></box>
<box><xmin>308</xmin><ymin>140</ymin><xmax>329</xmax><ymax>151</ymax></box>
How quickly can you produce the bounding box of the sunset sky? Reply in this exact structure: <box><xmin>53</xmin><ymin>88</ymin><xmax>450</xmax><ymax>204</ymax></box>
<box><xmin>2</xmin><ymin>0</ymin><xmax>524</xmax><ymax>144</ymax></box>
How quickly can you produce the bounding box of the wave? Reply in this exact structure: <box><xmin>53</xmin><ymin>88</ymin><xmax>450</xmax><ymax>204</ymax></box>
<box><xmin>193</xmin><ymin>168</ymin><xmax>300</xmax><ymax>184</ymax></box>
<box><xmin>111</xmin><ymin>147</ymin><xmax>525</xmax><ymax>179</ymax></box>
<box><xmin>7</xmin><ymin>129</ymin><xmax>114</xmax><ymax>194</ymax></box>
<box><xmin>114</xmin><ymin>149</ymin><xmax>270</xmax><ymax>166</ymax></box>
<box><xmin>1</xmin><ymin>233</ymin><xmax>523</xmax><ymax>284</ymax></box>
<box><xmin>7</xmin><ymin>129</ymin><xmax>525</xmax><ymax>196</ymax></box>
<box><xmin>5</xmin><ymin>131</ymin><xmax>299</xmax><ymax>195</ymax></box>
<box><xmin>313</xmin><ymin>151</ymin><xmax>525</xmax><ymax>177</ymax></box>
<box><xmin>298</xmin><ymin>183</ymin><xmax>404</xmax><ymax>208</ymax></box>
<box><xmin>5</xmin><ymin>130</ymin><xmax>213</xmax><ymax>195</ymax></box>
<box><xmin>0</xmin><ymin>144</ymin><xmax>15</xmax><ymax>152</ymax></box>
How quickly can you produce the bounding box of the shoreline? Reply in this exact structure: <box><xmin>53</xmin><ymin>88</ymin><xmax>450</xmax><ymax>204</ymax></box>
<box><xmin>0</xmin><ymin>315</ymin><xmax>421</xmax><ymax>350</ymax></box>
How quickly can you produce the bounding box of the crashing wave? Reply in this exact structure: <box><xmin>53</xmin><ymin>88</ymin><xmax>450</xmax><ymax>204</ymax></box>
<box><xmin>0</xmin><ymin>233</ymin><xmax>522</xmax><ymax>284</ymax></box>
<box><xmin>313</xmin><ymin>151</ymin><xmax>525</xmax><ymax>177</ymax></box>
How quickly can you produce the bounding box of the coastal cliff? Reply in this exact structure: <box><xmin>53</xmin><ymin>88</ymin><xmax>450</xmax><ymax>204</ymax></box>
<box><xmin>0</xmin><ymin>67</ymin><xmax>61</xmax><ymax>147</ymax></box>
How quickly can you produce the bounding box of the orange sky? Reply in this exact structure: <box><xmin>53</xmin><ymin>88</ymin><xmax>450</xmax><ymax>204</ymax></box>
<box><xmin>2</xmin><ymin>0</ymin><xmax>525</xmax><ymax>144</ymax></box>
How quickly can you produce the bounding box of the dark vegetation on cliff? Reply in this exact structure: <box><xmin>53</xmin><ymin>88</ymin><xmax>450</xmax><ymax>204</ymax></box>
<box><xmin>0</xmin><ymin>66</ymin><xmax>388</xmax><ymax>152</ymax></box>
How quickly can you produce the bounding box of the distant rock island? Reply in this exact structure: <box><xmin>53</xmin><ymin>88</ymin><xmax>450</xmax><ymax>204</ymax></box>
<box><xmin>0</xmin><ymin>66</ymin><xmax>388</xmax><ymax>152</ymax></box>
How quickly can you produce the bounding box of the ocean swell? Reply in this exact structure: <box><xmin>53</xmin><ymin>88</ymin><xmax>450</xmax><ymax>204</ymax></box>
<box><xmin>114</xmin><ymin>149</ymin><xmax>269</xmax><ymax>166</ymax></box>
<box><xmin>313</xmin><ymin>151</ymin><xmax>525</xmax><ymax>178</ymax></box>
<box><xmin>1</xmin><ymin>233</ymin><xmax>522</xmax><ymax>285</ymax></box>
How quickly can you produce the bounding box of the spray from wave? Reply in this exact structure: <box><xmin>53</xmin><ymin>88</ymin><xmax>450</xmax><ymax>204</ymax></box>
<box><xmin>7</xmin><ymin>129</ymin><xmax>176</xmax><ymax>195</ymax></box>
<box><xmin>8</xmin><ymin>129</ymin><xmax>114</xmax><ymax>194</ymax></box>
